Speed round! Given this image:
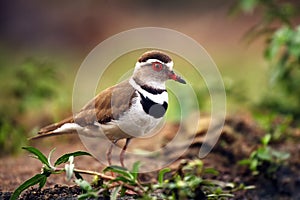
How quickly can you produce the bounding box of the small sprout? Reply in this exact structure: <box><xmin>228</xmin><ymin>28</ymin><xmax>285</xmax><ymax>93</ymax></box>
<box><xmin>158</xmin><ymin>168</ymin><xmax>171</xmax><ymax>185</ymax></box>
<box><xmin>11</xmin><ymin>147</ymin><xmax>93</xmax><ymax>199</ymax></box>
<box><xmin>48</xmin><ymin>148</ymin><xmax>57</xmax><ymax>170</ymax></box>
<box><xmin>76</xmin><ymin>179</ymin><xmax>99</xmax><ymax>200</ymax></box>
<box><xmin>65</xmin><ymin>156</ymin><xmax>75</xmax><ymax>181</ymax></box>
<box><xmin>261</xmin><ymin>134</ymin><xmax>271</xmax><ymax>146</ymax></box>
<box><xmin>75</xmin><ymin>179</ymin><xmax>93</xmax><ymax>192</ymax></box>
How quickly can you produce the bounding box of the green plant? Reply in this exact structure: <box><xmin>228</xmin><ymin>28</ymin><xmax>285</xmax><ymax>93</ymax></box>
<box><xmin>10</xmin><ymin>147</ymin><xmax>92</xmax><ymax>200</ymax></box>
<box><xmin>11</xmin><ymin>147</ymin><xmax>145</xmax><ymax>199</ymax></box>
<box><xmin>232</xmin><ymin>0</ymin><xmax>300</xmax><ymax>117</ymax></box>
<box><xmin>239</xmin><ymin>134</ymin><xmax>290</xmax><ymax>176</ymax></box>
<box><xmin>145</xmin><ymin>159</ymin><xmax>253</xmax><ymax>200</ymax></box>
<box><xmin>12</xmin><ymin>147</ymin><xmax>253</xmax><ymax>199</ymax></box>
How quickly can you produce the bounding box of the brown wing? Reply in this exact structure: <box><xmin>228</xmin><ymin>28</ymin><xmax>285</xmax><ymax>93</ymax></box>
<box><xmin>74</xmin><ymin>80</ymin><xmax>137</xmax><ymax>126</ymax></box>
<box><xmin>31</xmin><ymin>80</ymin><xmax>136</xmax><ymax>139</ymax></box>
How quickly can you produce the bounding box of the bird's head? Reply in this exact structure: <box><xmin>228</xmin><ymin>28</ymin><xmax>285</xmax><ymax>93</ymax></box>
<box><xmin>132</xmin><ymin>50</ymin><xmax>186</xmax><ymax>88</ymax></box>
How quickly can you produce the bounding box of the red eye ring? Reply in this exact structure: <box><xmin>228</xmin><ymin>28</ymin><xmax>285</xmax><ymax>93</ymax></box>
<box><xmin>152</xmin><ymin>62</ymin><xmax>163</xmax><ymax>71</ymax></box>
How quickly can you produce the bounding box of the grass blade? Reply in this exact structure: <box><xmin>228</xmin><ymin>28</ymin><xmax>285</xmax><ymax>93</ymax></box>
<box><xmin>10</xmin><ymin>174</ymin><xmax>47</xmax><ymax>200</ymax></box>
<box><xmin>22</xmin><ymin>146</ymin><xmax>50</xmax><ymax>168</ymax></box>
<box><xmin>38</xmin><ymin>175</ymin><xmax>47</xmax><ymax>189</ymax></box>
<box><xmin>103</xmin><ymin>165</ymin><xmax>134</xmax><ymax>181</ymax></box>
<box><xmin>54</xmin><ymin>151</ymin><xmax>91</xmax><ymax>166</ymax></box>
<box><xmin>131</xmin><ymin>161</ymin><xmax>141</xmax><ymax>181</ymax></box>
<box><xmin>110</xmin><ymin>185</ymin><xmax>122</xmax><ymax>200</ymax></box>
<box><xmin>158</xmin><ymin>168</ymin><xmax>171</xmax><ymax>184</ymax></box>
<box><xmin>112</xmin><ymin>176</ymin><xmax>133</xmax><ymax>184</ymax></box>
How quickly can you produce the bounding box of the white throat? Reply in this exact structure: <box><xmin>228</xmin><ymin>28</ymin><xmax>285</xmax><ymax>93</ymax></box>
<box><xmin>129</xmin><ymin>78</ymin><xmax>168</xmax><ymax>105</ymax></box>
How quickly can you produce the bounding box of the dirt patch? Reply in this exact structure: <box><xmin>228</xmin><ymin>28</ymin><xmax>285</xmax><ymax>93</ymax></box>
<box><xmin>1</xmin><ymin>115</ymin><xmax>300</xmax><ymax>199</ymax></box>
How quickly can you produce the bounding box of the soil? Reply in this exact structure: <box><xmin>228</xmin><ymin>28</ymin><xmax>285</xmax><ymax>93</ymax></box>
<box><xmin>1</xmin><ymin>114</ymin><xmax>300</xmax><ymax>200</ymax></box>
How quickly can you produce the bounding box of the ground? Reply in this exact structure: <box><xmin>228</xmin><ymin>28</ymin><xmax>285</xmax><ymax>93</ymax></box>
<box><xmin>1</xmin><ymin>114</ymin><xmax>300</xmax><ymax>199</ymax></box>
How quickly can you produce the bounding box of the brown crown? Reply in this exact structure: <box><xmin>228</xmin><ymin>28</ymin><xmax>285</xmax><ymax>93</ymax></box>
<box><xmin>138</xmin><ymin>50</ymin><xmax>172</xmax><ymax>64</ymax></box>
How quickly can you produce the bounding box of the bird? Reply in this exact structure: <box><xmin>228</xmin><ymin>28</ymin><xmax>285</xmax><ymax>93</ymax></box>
<box><xmin>31</xmin><ymin>50</ymin><xmax>186</xmax><ymax>167</ymax></box>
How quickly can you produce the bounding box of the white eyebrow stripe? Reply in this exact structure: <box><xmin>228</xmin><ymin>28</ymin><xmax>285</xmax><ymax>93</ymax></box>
<box><xmin>139</xmin><ymin>59</ymin><xmax>174</xmax><ymax>70</ymax></box>
<box><xmin>166</xmin><ymin>61</ymin><xmax>173</xmax><ymax>70</ymax></box>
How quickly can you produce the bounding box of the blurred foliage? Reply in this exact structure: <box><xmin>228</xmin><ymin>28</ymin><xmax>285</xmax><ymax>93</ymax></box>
<box><xmin>262</xmin><ymin>25</ymin><xmax>300</xmax><ymax>116</ymax></box>
<box><xmin>12</xmin><ymin>58</ymin><xmax>59</xmax><ymax>113</ymax></box>
<box><xmin>0</xmin><ymin>119</ymin><xmax>25</xmax><ymax>156</ymax></box>
<box><xmin>232</xmin><ymin>0</ymin><xmax>300</xmax><ymax>118</ymax></box>
<box><xmin>0</xmin><ymin>58</ymin><xmax>61</xmax><ymax>156</ymax></box>
<box><xmin>239</xmin><ymin>133</ymin><xmax>290</xmax><ymax>176</ymax></box>
<box><xmin>254</xmin><ymin>112</ymin><xmax>293</xmax><ymax>141</ymax></box>
<box><xmin>233</xmin><ymin>0</ymin><xmax>297</xmax><ymax>27</ymax></box>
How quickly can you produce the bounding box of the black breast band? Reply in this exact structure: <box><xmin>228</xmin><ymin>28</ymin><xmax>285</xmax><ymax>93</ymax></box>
<box><xmin>140</xmin><ymin>85</ymin><xmax>167</xmax><ymax>95</ymax></box>
<box><xmin>138</xmin><ymin>91</ymin><xmax>168</xmax><ymax>118</ymax></box>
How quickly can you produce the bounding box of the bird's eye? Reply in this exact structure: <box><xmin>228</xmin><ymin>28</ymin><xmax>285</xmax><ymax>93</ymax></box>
<box><xmin>152</xmin><ymin>62</ymin><xmax>163</xmax><ymax>71</ymax></box>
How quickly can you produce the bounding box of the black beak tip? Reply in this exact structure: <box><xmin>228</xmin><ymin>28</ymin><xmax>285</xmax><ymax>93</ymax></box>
<box><xmin>178</xmin><ymin>77</ymin><xmax>186</xmax><ymax>84</ymax></box>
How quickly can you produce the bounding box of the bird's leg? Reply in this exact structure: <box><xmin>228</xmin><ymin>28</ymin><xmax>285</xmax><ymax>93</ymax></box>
<box><xmin>106</xmin><ymin>139</ymin><xmax>118</xmax><ymax>166</ymax></box>
<box><xmin>120</xmin><ymin>138</ymin><xmax>131</xmax><ymax>167</ymax></box>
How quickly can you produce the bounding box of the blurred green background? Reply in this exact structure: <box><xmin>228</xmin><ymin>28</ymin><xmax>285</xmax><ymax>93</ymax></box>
<box><xmin>0</xmin><ymin>0</ymin><xmax>299</xmax><ymax>156</ymax></box>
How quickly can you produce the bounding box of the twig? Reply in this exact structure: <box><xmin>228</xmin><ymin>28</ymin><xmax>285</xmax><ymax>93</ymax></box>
<box><xmin>55</xmin><ymin>167</ymin><xmax>115</xmax><ymax>180</ymax></box>
<box><xmin>55</xmin><ymin>167</ymin><xmax>146</xmax><ymax>196</ymax></box>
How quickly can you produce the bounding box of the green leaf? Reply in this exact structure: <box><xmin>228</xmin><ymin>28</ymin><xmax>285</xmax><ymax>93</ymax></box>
<box><xmin>204</xmin><ymin>167</ymin><xmax>219</xmax><ymax>176</ymax></box>
<box><xmin>257</xmin><ymin>148</ymin><xmax>272</xmax><ymax>161</ymax></box>
<box><xmin>272</xmin><ymin>150</ymin><xmax>290</xmax><ymax>161</ymax></box>
<box><xmin>112</xmin><ymin>176</ymin><xmax>134</xmax><ymax>184</ymax></box>
<box><xmin>265</xmin><ymin>42</ymin><xmax>280</xmax><ymax>60</ymax></box>
<box><xmin>261</xmin><ymin>134</ymin><xmax>271</xmax><ymax>145</ymax></box>
<box><xmin>38</xmin><ymin>175</ymin><xmax>47</xmax><ymax>189</ymax></box>
<box><xmin>158</xmin><ymin>168</ymin><xmax>171</xmax><ymax>184</ymax></box>
<box><xmin>110</xmin><ymin>185</ymin><xmax>122</xmax><ymax>200</ymax></box>
<box><xmin>238</xmin><ymin>159</ymin><xmax>251</xmax><ymax>166</ymax></box>
<box><xmin>54</xmin><ymin>151</ymin><xmax>91</xmax><ymax>166</ymax></box>
<box><xmin>22</xmin><ymin>147</ymin><xmax>50</xmax><ymax>168</ymax></box>
<box><xmin>265</xmin><ymin>26</ymin><xmax>293</xmax><ymax>60</ymax></box>
<box><xmin>103</xmin><ymin>165</ymin><xmax>134</xmax><ymax>181</ymax></box>
<box><xmin>250</xmin><ymin>158</ymin><xmax>258</xmax><ymax>171</ymax></box>
<box><xmin>289</xmin><ymin>27</ymin><xmax>300</xmax><ymax>56</ymax></box>
<box><xmin>10</xmin><ymin>174</ymin><xmax>47</xmax><ymax>200</ymax></box>
<box><xmin>131</xmin><ymin>161</ymin><xmax>141</xmax><ymax>181</ymax></box>
<box><xmin>120</xmin><ymin>187</ymin><xmax>127</xmax><ymax>196</ymax></box>
<box><xmin>78</xmin><ymin>192</ymin><xmax>98</xmax><ymax>200</ymax></box>
<box><xmin>75</xmin><ymin>179</ymin><xmax>93</xmax><ymax>192</ymax></box>
<box><xmin>249</xmin><ymin>151</ymin><xmax>257</xmax><ymax>159</ymax></box>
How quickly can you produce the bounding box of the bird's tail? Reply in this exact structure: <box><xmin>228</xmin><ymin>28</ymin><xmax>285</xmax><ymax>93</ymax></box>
<box><xmin>29</xmin><ymin>116</ymin><xmax>75</xmax><ymax>140</ymax></box>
